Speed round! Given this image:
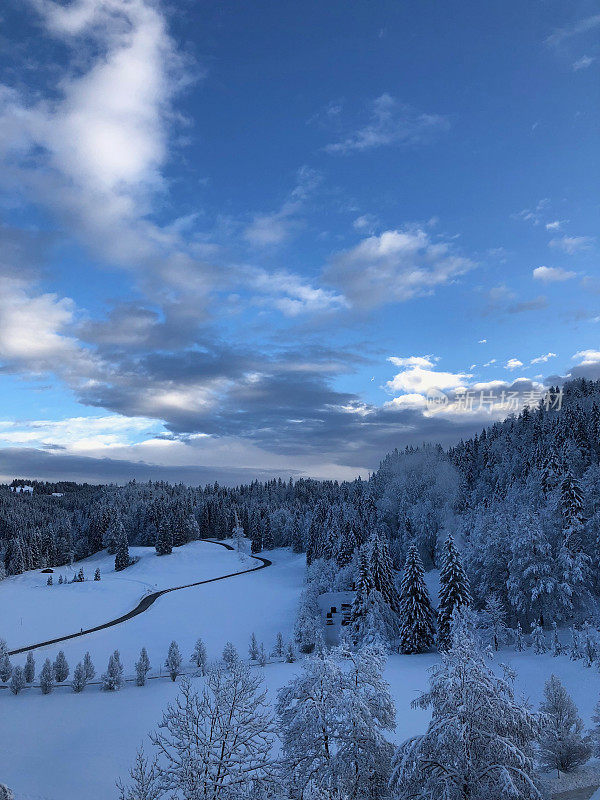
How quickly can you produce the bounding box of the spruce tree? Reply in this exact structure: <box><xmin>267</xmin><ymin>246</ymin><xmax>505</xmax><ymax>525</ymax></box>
<box><xmin>222</xmin><ymin>642</ymin><xmax>238</xmax><ymax>668</ymax></box>
<box><xmin>135</xmin><ymin>647</ymin><xmax>151</xmax><ymax>686</ymax></box>
<box><xmin>102</xmin><ymin>650</ymin><xmax>124</xmax><ymax>690</ymax></box>
<box><xmin>94</xmin><ymin>568</ymin><xmax>101</xmax><ymax>581</ymax></box>
<box><xmin>83</xmin><ymin>651</ymin><xmax>95</xmax><ymax>681</ymax></box>
<box><xmin>155</xmin><ymin>518</ymin><xmax>173</xmax><ymax>556</ymax></box>
<box><xmin>165</xmin><ymin>641</ymin><xmax>182</xmax><ymax>681</ymax></box>
<box><xmin>398</xmin><ymin>544</ymin><xmax>436</xmax><ymax>654</ymax></box>
<box><xmin>72</xmin><ymin>662</ymin><xmax>87</xmax><ymax>693</ymax></box>
<box><xmin>114</xmin><ymin>520</ymin><xmax>130</xmax><ymax>571</ymax></box>
<box><xmin>191</xmin><ymin>638</ymin><xmax>207</xmax><ymax>675</ymax></box>
<box><xmin>53</xmin><ymin>650</ymin><xmax>69</xmax><ymax>682</ymax></box>
<box><xmin>10</xmin><ymin>666</ymin><xmax>25</xmax><ymax>695</ymax></box>
<box><xmin>437</xmin><ymin>535</ymin><xmax>471</xmax><ymax>650</ymax></box>
<box><xmin>350</xmin><ymin>544</ymin><xmax>374</xmax><ymax>644</ymax></box>
<box><xmin>272</xmin><ymin>632</ymin><xmax>285</xmax><ymax>660</ymax></box>
<box><xmin>0</xmin><ymin>652</ymin><xmax>12</xmax><ymax>683</ymax></box>
<box><xmin>249</xmin><ymin>632</ymin><xmax>260</xmax><ymax>661</ymax></box>
<box><xmin>40</xmin><ymin>658</ymin><xmax>54</xmax><ymax>694</ymax></box>
<box><xmin>370</xmin><ymin>531</ymin><xmax>400</xmax><ymax>613</ymax></box>
<box><xmin>285</xmin><ymin>641</ymin><xmax>297</xmax><ymax>662</ymax></box>
<box><xmin>24</xmin><ymin>651</ymin><xmax>35</xmax><ymax>683</ymax></box>
<box><xmin>531</xmin><ymin>622</ymin><xmax>548</xmax><ymax>654</ymax></box>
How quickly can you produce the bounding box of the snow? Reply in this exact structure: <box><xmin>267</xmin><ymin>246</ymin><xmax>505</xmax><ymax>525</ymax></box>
<box><xmin>2</xmin><ymin>544</ymin><xmax>600</xmax><ymax>800</ymax></box>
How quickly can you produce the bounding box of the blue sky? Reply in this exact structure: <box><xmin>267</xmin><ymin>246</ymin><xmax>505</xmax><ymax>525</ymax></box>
<box><xmin>0</xmin><ymin>0</ymin><xmax>598</xmax><ymax>484</ymax></box>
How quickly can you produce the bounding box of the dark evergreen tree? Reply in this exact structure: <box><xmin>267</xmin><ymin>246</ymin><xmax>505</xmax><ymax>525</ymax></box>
<box><xmin>437</xmin><ymin>535</ymin><xmax>471</xmax><ymax>650</ymax></box>
<box><xmin>114</xmin><ymin>520</ymin><xmax>130</xmax><ymax>571</ymax></box>
<box><xmin>398</xmin><ymin>544</ymin><xmax>436</xmax><ymax>654</ymax></box>
<box><xmin>370</xmin><ymin>531</ymin><xmax>400</xmax><ymax>612</ymax></box>
<box><xmin>155</xmin><ymin>517</ymin><xmax>173</xmax><ymax>556</ymax></box>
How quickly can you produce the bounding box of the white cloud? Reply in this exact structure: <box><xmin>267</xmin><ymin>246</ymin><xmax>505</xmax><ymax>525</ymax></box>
<box><xmin>513</xmin><ymin>198</ymin><xmax>549</xmax><ymax>226</ymax></box>
<box><xmin>549</xmin><ymin>235</ymin><xmax>594</xmax><ymax>254</ymax></box>
<box><xmin>325</xmin><ymin>93</ymin><xmax>449</xmax><ymax>155</ymax></box>
<box><xmin>546</xmin><ymin>15</ymin><xmax>600</xmax><ymax>48</ymax></box>
<box><xmin>325</xmin><ymin>227</ymin><xmax>475</xmax><ymax>309</ymax></box>
<box><xmin>545</xmin><ymin>220</ymin><xmax>566</xmax><ymax>231</ymax></box>
<box><xmin>386</xmin><ymin>355</ymin><xmax>472</xmax><ymax>394</ymax></box>
<box><xmin>250</xmin><ymin>268</ymin><xmax>348</xmax><ymax>316</ymax></box>
<box><xmin>531</xmin><ymin>352</ymin><xmax>557</xmax><ymax>364</ymax></box>
<box><xmin>573</xmin><ymin>350</ymin><xmax>600</xmax><ymax>365</ymax></box>
<box><xmin>573</xmin><ymin>55</ymin><xmax>595</xmax><ymax>70</ymax></box>
<box><xmin>533</xmin><ymin>266</ymin><xmax>577</xmax><ymax>282</ymax></box>
<box><xmin>483</xmin><ymin>359</ymin><xmax>496</xmax><ymax>366</ymax></box>
<box><xmin>505</xmin><ymin>358</ymin><xmax>524</xmax><ymax>370</ymax></box>
<box><xmin>478</xmin><ymin>338</ymin><xmax>487</xmax><ymax>344</ymax></box>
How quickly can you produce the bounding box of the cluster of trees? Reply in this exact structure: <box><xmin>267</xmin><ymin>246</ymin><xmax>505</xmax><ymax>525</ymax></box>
<box><xmin>117</xmin><ymin>614</ymin><xmax>599</xmax><ymax>800</ymax></box>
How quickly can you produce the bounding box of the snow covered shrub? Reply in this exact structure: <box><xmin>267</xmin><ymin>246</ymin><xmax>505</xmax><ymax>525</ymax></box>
<box><xmin>539</xmin><ymin>675</ymin><xmax>591</xmax><ymax>775</ymax></box>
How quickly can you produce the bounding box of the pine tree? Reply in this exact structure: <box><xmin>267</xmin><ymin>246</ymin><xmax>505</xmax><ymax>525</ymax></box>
<box><xmin>114</xmin><ymin>520</ymin><xmax>130</xmax><ymax>571</ymax></box>
<box><xmin>569</xmin><ymin>627</ymin><xmax>583</xmax><ymax>661</ymax></box>
<box><xmin>258</xmin><ymin>643</ymin><xmax>267</xmax><ymax>667</ymax></box>
<box><xmin>481</xmin><ymin>595</ymin><xmax>508</xmax><ymax>651</ymax></box>
<box><xmin>53</xmin><ymin>650</ymin><xmax>69</xmax><ymax>682</ymax></box>
<box><xmin>24</xmin><ymin>651</ymin><xmax>35</xmax><ymax>683</ymax></box>
<box><xmin>398</xmin><ymin>544</ymin><xmax>436</xmax><ymax>654</ymax></box>
<box><xmin>390</xmin><ymin>614</ymin><xmax>543</xmax><ymax>800</ymax></box>
<box><xmin>165</xmin><ymin>641</ymin><xmax>182</xmax><ymax>681</ymax></box>
<box><xmin>539</xmin><ymin>675</ymin><xmax>591</xmax><ymax>775</ymax></box>
<box><xmin>582</xmin><ymin>622</ymin><xmax>597</xmax><ymax>666</ymax></box>
<box><xmin>191</xmin><ymin>638</ymin><xmax>207</xmax><ymax>675</ymax></box>
<box><xmin>40</xmin><ymin>658</ymin><xmax>54</xmax><ymax>694</ymax></box>
<box><xmin>72</xmin><ymin>662</ymin><xmax>87</xmax><ymax>693</ymax></box>
<box><xmin>135</xmin><ymin>647</ymin><xmax>151</xmax><ymax>686</ymax></box>
<box><xmin>350</xmin><ymin>544</ymin><xmax>374</xmax><ymax>643</ymax></box>
<box><xmin>83</xmin><ymin>651</ymin><xmax>95</xmax><ymax>681</ymax></box>
<box><xmin>102</xmin><ymin>650</ymin><xmax>124</xmax><ymax>690</ymax></box>
<box><xmin>94</xmin><ymin>568</ymin><xmax>101</xmax><ymax>581</ymax></box>
<box><xmin>249</xmin><ymin>632</ymin><xmax>260</xmax><ymax>661</ymax></box>
<box><xmin>437</xmin><ymin>535</ymin><xmax>471</xmax><ymax>650</ymax></box>
<box><xmin>9</xmin><ymin>666</ymin><xmax>25</xmax><ymax>695</ymax></box>
<box><xmin>47</xmin><ymin>575</ymin><xmax>53</xmax><ymax>586</ymax></box>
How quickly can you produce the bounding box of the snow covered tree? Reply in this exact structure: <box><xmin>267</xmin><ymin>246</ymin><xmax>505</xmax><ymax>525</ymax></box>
<box><xmin>117</xmin><ymin>748</ymin><xmax>161</xmax><ymax>800</ymax></box>
<box><xmin>531</xmin><ymin>623</ymin><xmax>548</xmax><ymax>654</ymax></box>
<box><xmin>398</xmin><ymin>544</ymin><xmax>436</xmax><ymax>654</ymax></box>
<box><xmin>480</xmin><ymin>595</ymin><xmax>508</xmax><ymax>651</ymax></box>
<box><xmin>46</xmin><ymin>575</ymin><xmax>52</xmax><ymax>586</ymax></box>
<box><xmin>539</xmin><ymin>675</ymin><xmax>591</xmax><ymax>775</ymax></box>
<box><xmin>258</xmin><ymin>643</ymin><xmax>267</xmax><ymax>667</ymax></box>
<box><xmin>135</xmin><ymin>647</ymin><xmax>151</xmax><ymax>686</ymax></box>
<box><xmin>582</xmin><ymin>622</ymin><xmax>598</xmax><ymax>666</ymax></box>
<box><xmin>570</xmin><ymin>627</ymin><xmax>583</xmax><ymax>660</ymax></box>
<box><xmin>551</xmin><ymin>623</ymin><xmax>563</xmax><ymax>657</ymax></box>
<box><xmin>191</xmin><ymin>638</ymin><xmax>207</xmax><ymax>675</ymax></box>
<box><xmin>9</xmin><ymin>666</ymin><xmax>25</xmax><ymax>695</ymax></box>
<box><xmin>272</xmin><ymin>632</ymin><xmax>285</xmax><ymax>660</ymax></box>
<box><xmin>222</xmin><ymin>641</ymin><xmax>239</xmax><ymax>668</ymax></box>
<box><xmin>53</xmin><ymin>650</ymin><xmax>69</xmax><ymax>682</ymax></box>
<box><xmin>83</xmin><ymin>651</ymin><xmax>95</xmax><ymax>681</ymax></box>
<box><xmin>350</xmin><ymin>544</ymin><xmax>374</xmax><ymax>644</ymax></box>
<box><xmin>370</xmin><ymin>531</ymin><xmax>400</xmax><ymax>613</ymax></box>
<box><xmin>114</xmin><ymin>520</ymin><xmax>130</xmax><ymax>572</ymax></box>
<box><xmin>165</xmin><ymin>641</ymin><xmax>182</xmax><ymax>681</ymax></box>
<box><xmin>437</xmin><ymin>535</ymin><xmax>471</xmax><ymax>650</ymax></box>
<box><xmin>0</xmin><ymin>652</ymin><xmax>12</xmax><ymax>683</ymax></box>
<box><xmin>249</xmin><ymin>632</ymin><xmax>260</xmax><ymax>661</ymax></box>
<box><xmin>515</xmin><ymin>621</ymin><xmax>525</xmax><ymax>652</ymax></box>
<box><xmin>24</xmin><ymin>651</ymin><xmax>35</xmax><ymax>683</ymax></box>
<box><xmin>155</xmin><ymin>518</ymin><xmax>173</xmax><ymax>556</ymax></box>
<box><xmin>591</xmin><ymin>698</ymin><xmax>600</xmax><ymax>757</ymax></box>
<box><xmin>148</xmin><ymin>666</ymin><xmax>275</xmax><ymax>799</ymax></box>
<box><xmin>94</xmin><ymin>568</ymin><xmax>101</xmax><ymax>581</ymax></box>
<box><xmin>102</xmin><ymin>650</ymin><xmax>124</xmax><ymax>690</ymax></box>
<box><xmin>390</xmin><ymin>613</ymin><xmax>543</xmax><ymax>800</ymax></box>
<box><xmin>40</xmin><ymin>658</ymin><xmax>54</xmax><ymax>694</ymax></box>
<box><xmin>72</xmin><ymin>662</ymin><xmax>87</xmax><ymax>693</ymax></box>
<box><xmin>285</xmin><ymin>641</ymin><xmax>297</xmax><ymax>663</ymax></box>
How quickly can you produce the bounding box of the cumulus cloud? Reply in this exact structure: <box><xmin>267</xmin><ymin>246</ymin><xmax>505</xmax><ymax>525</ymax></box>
<box><xmin>324</xmin><ymin>93</ymin><xmax>449</xmax><ymax>155</ymax></box>
<box><xmin>386</xmin><ymin>356</ymin><xmax>472</xmax><ymax>394</ymax></box>
<box><xmin>325</xmin><ymin>227</ymin><xmax>475</xmax><ymax>309</ymax></box>
<box><xmin>533</xmin><ymin>266</ymin><xmax>576</xmax><ymax>282</ymax></box>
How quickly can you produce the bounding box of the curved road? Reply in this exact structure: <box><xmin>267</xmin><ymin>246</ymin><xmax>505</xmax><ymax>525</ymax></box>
<box><xmin>8</xmin><ymin>541</ymin><xmax>271</xmax><ymax>656</ymax></box>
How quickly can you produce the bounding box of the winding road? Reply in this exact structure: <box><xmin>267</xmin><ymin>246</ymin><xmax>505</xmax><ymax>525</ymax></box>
<box><xmin>8</xmin><ymin>540</ymin><xmax>271</xmax><ymax>656</ymax></box>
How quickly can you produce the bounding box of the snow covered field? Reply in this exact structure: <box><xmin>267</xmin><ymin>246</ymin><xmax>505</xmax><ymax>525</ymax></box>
<box><xmin>2</xmin><ymin>542</ymin><xmax>600</xmax><ymax>800</ymax></box>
